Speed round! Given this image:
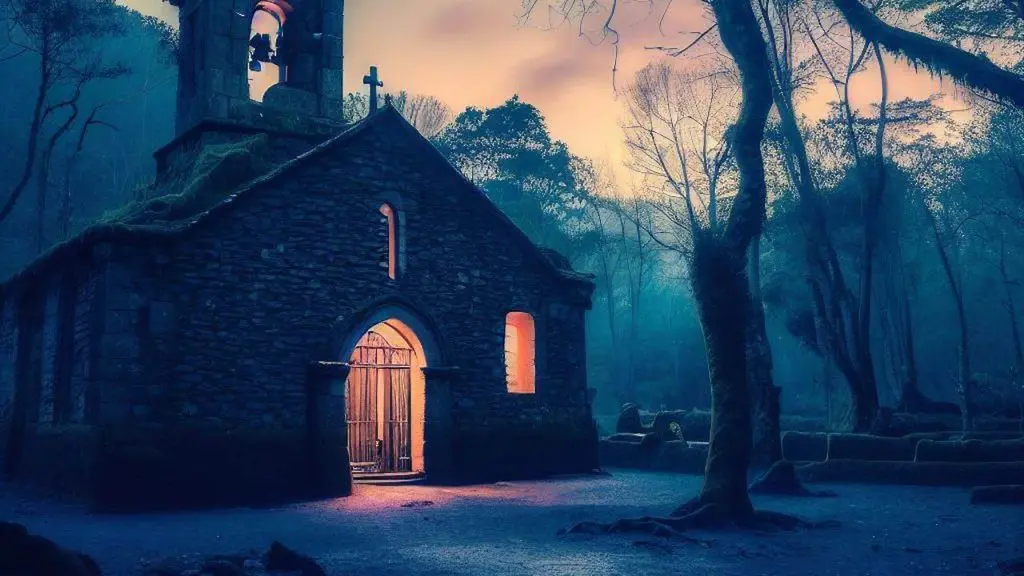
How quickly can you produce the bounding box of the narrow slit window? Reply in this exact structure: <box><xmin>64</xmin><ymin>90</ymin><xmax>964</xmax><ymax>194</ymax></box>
<box><xmin>504</xmin><ymin>312</ymin><xmax>536</xmax><ymax>394</ymax></box>
<box><xmin>380</xmin><ymin>203</ymin><xmax>398</xmax><ymax>279</ymax></box>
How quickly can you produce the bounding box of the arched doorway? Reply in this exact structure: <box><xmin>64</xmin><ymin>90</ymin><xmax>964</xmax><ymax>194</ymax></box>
<box><xmin>345</xmin><ymin>319</ymin><xmax>426</xmax><ymax>477</ymax></box>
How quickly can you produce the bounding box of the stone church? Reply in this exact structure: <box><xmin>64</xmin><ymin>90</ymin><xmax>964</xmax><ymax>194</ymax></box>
<box><xmin>0</xmin><ymin>0</ymin><xmax>598</xmax><ymax>511</ymax></box>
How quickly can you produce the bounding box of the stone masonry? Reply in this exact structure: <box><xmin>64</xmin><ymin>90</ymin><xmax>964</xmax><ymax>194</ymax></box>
<box><xmin>0</xmin><ymin>106</ymin><xmax>599</xmax><ymax>511</ymax></box>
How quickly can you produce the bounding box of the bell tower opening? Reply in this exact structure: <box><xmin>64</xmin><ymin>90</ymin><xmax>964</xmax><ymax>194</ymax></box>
<box><xmin>248</xmin><ymin>1</ymin><xmax>289</xmax><ymax>102</ymax></box>
<box><xmin>157</xmin><ymin>0</ymin><xmax>346</xmax><ymax>177</ymax></box>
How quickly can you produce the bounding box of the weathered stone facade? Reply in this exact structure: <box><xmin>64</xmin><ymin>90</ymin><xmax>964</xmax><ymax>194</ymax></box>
<box><xmin>0</xmin><ymin>107</ymin><xmax>598</xmax><ymax>511</ymax></box>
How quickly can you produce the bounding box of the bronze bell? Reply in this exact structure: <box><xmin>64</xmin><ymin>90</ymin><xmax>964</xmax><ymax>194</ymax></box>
<box><xmin>248</xmin><ymin>32</ymin><xmax>273</xmax><ymax>70</ymax></box>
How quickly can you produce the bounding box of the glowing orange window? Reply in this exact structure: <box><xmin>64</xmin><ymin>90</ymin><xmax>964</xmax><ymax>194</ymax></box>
<box><xmin>504</xmin><ymin>312</ymin><xmax>536</xmax><ymax>394</ymax></box>
<box><xmin>380</xmin><ymin>203</ymin><xmax>397</xmax><ymax>279</ymax></box>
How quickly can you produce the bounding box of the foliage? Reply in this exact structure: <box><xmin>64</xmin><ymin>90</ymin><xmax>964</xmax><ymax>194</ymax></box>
<box><xmin>343</xmin><ymin>90</ymin><xmax>453</xmax><ymax>138</ymax></box>
<box><xmin>434</xmin><ymin>95</ymin><xmax>593</xmax><ymax>259</ymax></box>
<box><xmin>897</xmin><ymin>0</ymin><xmax>1024</xmax><ymax>54</ymax></box>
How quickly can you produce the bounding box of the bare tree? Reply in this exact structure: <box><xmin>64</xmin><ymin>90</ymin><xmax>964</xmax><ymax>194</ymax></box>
<box><xmin>525</xmin><ymin>0</ymin><xmax>818</xmax><ymax>530</ymax></box>
<box><xmin>0</xmin><ymin>0</ymin><xmax>128</xmax><ymax>232</ymax></box>
<box><xmin>401</xmin><ymin>94</ymin><xmax>454</xmax><ymax>139</ymax></box>
<box><xmin>58</xmin><ymin>103</ymin><xmax>117</xmax><ymax>240</ymax></box>
<box><xmin>614</xmin><ymin>191</ymin><xmax>658</xmax><ymax>403</ymax></box>
<box><xmin>622</xmin><ymin>61</ymin><xmax>738</xmax><ymax>253</ymax></box>
<box><xmin>577</xmin><ymin>166</ymin><xmax>629</xmax><ymax>401</ymax></box>
<box><xmin>351</xmin><ymin>90</ymin><xmax>453</xmax><ymax>138</ymax></box>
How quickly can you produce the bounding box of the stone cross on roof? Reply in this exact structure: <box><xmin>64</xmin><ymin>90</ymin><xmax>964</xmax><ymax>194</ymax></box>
<box><xmin>363</xmin><ymin>65</ymin><xmax>384</xmax><ymax>113</ymax></box>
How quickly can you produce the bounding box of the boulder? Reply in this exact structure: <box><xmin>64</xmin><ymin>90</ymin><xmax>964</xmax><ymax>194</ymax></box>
<box><xmin>598</xmin><ymin>438</ymin><xmax>707</xmax><ymax>474</ymax></box>
<box><xmin>782</xmin><ymin>431</ymin><xmax>828</xmax><ymax>462</ymax></box>
<box><xmin>826</xmin><ymin>433</ymin><xmax>916</xmax><ymax>462</ymax></box>
<box><xmin>0</xmin><ymin>522</ymin><xmax>101</xmax><ymax>576</ymax></box>
<box><xmin>141</xmin><ymin>543</ymin><xmax>325</xmax><ymax>576</ymax></box>
<box><xmin>999</xmin><ymin>557</ymin><xmax>1024</xmax><ymax>576</ymax></box>
<box><xmin>651</xmin><ymin>410</ymin><xmax>687</xmax><ymax>441</ymax></box>
<box><xmin>199</xmin><ymin>558</ymin><xmax>246</xmax><ymax>576</ymax></box>
<box><xmin>679</xmin><ymin>410</ymin><xmax>712</xmax><ymax>442</ymax></box>
<box><xmin>265</xmin><ymin>541</ymin><xmax>326</xmax><ymax>576</ymax></box>
<box><xmin>915</xmin><ymin>439</ymin><xmax>1024</xmax><ymax>463</ymax></box>
<box><xmin>615</xmin><ymin>403</ymin><xmax>646</xmax><ymax>434</ymax></box>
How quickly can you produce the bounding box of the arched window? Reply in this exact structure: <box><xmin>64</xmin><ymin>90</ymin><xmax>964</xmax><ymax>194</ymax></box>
<box><xmin>504</xmin><ymin>312</ymin><xmax>536</xmax><ymax>394</ymax></box>
<box><xmin>247</xmin><ymin>1</ymin><xmax>290</xmax><ymax>102</ymax></box>
<box><xmin>380</xmin><ymin>203</ymin><xmax>398</xmax><ymax>280</ymax></box>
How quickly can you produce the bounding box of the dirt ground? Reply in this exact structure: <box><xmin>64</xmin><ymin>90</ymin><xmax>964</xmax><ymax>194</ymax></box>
<box><xmin>4</xmin><ymin>469</ymin><xmax>1022</xmax><ymax>576</ymax></box>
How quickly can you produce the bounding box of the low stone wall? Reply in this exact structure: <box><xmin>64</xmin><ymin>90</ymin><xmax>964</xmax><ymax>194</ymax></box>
<box><xmin>15</xmin><ymin>425</ymin><xmax>100</xmax><ymax>499</ymax></box>
<box><xmin>915</xmin><ymin>439</ymin><xmax>1024</xmax><ymax>463</ymax></box>
<box><xmin>827</xmin><ymin>434</ymin><xmax>917</xmax><ymax>462</ymax></box>
<box><xmin>599</xmin><ymin>438</ymin><xmax>708</xmax><ymax>475</ymax></box>
<box><xmin>782</xmin><ymin>431</ymin><xmax>827</xmax><ymax>462</ymax></box>
<box><xmin>797</xmin><ymin>460</ymin><xmax>1024</xmax><ymax>487</ymax></box>
<box><xmin>92</xmin><ymin>423</ymin><xmax>347</xmax><ymax>512</ymax></box>
<box><xmin>449</xmin><ymin>421</ymin><xmax>599</xmax><ymax>484</ymax></box>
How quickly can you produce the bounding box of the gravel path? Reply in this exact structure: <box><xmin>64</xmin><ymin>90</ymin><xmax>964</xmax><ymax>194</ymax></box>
<box><xmin>5</xmin><ymin>469</ymin><xmax>1022</xmax><ymax>575</ymax></box>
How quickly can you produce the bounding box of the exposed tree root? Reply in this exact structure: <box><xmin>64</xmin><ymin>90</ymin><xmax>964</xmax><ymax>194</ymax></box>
<box><xmin>749</xmin><ymin>461</ymin><xmax>838</xmax><ymax>497</ymax></box>
<box><xmin>561</xmin><ymin>498</ymin><xmax>838</xmax><ymax>543</ymax></box>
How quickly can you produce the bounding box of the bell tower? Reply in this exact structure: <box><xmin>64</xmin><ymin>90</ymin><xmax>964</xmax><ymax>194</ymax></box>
<box><xmin>156</xmin><ymin>0</ymin><xmax>345</xmax><ymax>173</ymax></box>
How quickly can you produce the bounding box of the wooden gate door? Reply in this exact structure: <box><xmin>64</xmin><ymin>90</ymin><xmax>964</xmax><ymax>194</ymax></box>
<box><xmin>346</xmin><ymin>331</ymin><xmax>413</xmax><ymax>474</ymax></box>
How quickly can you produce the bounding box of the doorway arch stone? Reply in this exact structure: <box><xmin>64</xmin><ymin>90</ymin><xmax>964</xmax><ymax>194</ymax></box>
<box><xmin>332</xmin><ymin>298</ymin><xmax>454</xmax><ymax>482</ymax></box>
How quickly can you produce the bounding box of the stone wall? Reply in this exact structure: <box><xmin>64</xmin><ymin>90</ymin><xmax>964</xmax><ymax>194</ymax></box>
<box><xmin>1</xmin><ymin>257</ymin><xmax>106</xmax><ymax>496</ymax></box>
<box><xmin>118</xmin><ymin>110</ymin><xmax>595</xmax><ymax>494</ymax></box>
<box><xmin>37</xmin><ymin>278</ymin><xmax>60</xmax><ymax>425</ymax></box>
<box><xmin>0</xmin><ymin>294</ymin><xmax>16</xmax><ymax>472</ymax></box>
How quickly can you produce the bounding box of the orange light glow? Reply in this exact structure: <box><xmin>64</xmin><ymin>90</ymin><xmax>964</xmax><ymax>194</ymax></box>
<box><xmin>380</xmin><ymin>204</ymin><xmax>397</xmax><ymax>280</ymax></box>
<box><xmin>504</xmin><ymin>312</ymin><xmax>536</xmax><ymax>394</ymax></box>
<box><xmin>346</xmin><ymin>319</ymin><xmax>425</xmax><ymax>474</ymax></box>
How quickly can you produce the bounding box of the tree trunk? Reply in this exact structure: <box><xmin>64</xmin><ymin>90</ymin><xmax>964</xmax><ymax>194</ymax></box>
<box><xmin>678</xmin><ymin>231</ymin><xmax>755</xmax><ymax>519</ymax></box>
<box><xmin>747</xmin><ymin>233</ymin><xmax>781</xmax><ymax>467</ymax></box>
<box><xmin>765</xmin><ymin>34</ymin><xmax>869</xmax><ymax>431</ymax></box>
<box><xmin>670</xmin><ymin>0</ymin><xmax>774</xmax><ymax>521</ymax></box>
<box><xmin>897</xmin><ymin>278</ymin><xmax>928</xmax><ymax>412</ymax></box>
<box><xmin>926</xmin><ymin>208</ymin><xmax>973</xmax><ymax>430</ymax></box>
<box><xmin>0</xmin><ymin>41</ymin><xmax>49</xmax><ymax>226</ymax></box>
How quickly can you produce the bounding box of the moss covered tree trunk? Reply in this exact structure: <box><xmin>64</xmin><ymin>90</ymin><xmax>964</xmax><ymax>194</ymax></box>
<box><xmin>748</xmin><ymin>233</ymin><xmax>782</xmax><ymax>468</ymax></box>
<box><xmin>679</xmin><ymin>231</ymin><xmax>756</xmax><ymax>518</ymax></box>
<box><xmin>670</xmin><ymin>0</ymin><xmax>774</xmax><ymax>521</ymax></box>
<box><xmin>829</xmin><ymin>0</ymin><xmax>1024</xmax><ymax>107</ymax></box>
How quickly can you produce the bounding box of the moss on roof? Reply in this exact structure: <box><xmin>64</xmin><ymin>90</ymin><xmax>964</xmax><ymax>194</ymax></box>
<box><xmin>99</xmin><ymin>133</ymin><xmax>276</xmax><ymax>227</ymax></box>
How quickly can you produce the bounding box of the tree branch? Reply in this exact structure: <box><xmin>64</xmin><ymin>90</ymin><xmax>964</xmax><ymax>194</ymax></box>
<box><xmin>829</xmin><ymin>0</ymin><xmax>1024</xmax><ymax>107</ymax></box>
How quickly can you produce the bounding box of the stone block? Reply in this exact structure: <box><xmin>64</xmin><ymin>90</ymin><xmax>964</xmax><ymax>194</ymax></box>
<box><xmin>782</xmin><ymin>430</ymin><xmax>828</xmax><ymax>462</ymax></box>
<box><xmin>320</xmin><ymin>68</ymin><xmax>342</xmax><ymax>101</ymax></box>
<box><xmin>826</xmin><ymin>433</ymin><xmax>917</xmax><ymax>462</ymax></box>
<box><xmin>148</xmin><ymin>302</ymin><xmax>178</xmax><ymax>335</ymax></box>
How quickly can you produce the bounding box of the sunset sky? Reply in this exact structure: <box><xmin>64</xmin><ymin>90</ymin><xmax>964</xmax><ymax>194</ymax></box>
<box><xmin>122</xmin><ymin>0</ymin><xmax>958</xmax><ymax>187</ymax></box>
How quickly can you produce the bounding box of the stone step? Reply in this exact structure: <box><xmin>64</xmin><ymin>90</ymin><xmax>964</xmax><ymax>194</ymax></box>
<box><xmin>352</xmin><ymin>472</ymin><xmax>425</xmax><ymax>486</ymax></box>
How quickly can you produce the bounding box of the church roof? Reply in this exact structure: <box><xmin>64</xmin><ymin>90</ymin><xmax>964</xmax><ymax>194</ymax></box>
<box><xmin>1</xmin><ymin>104</ymin><xmax>594</xmax><ymax>295</ymax></box>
